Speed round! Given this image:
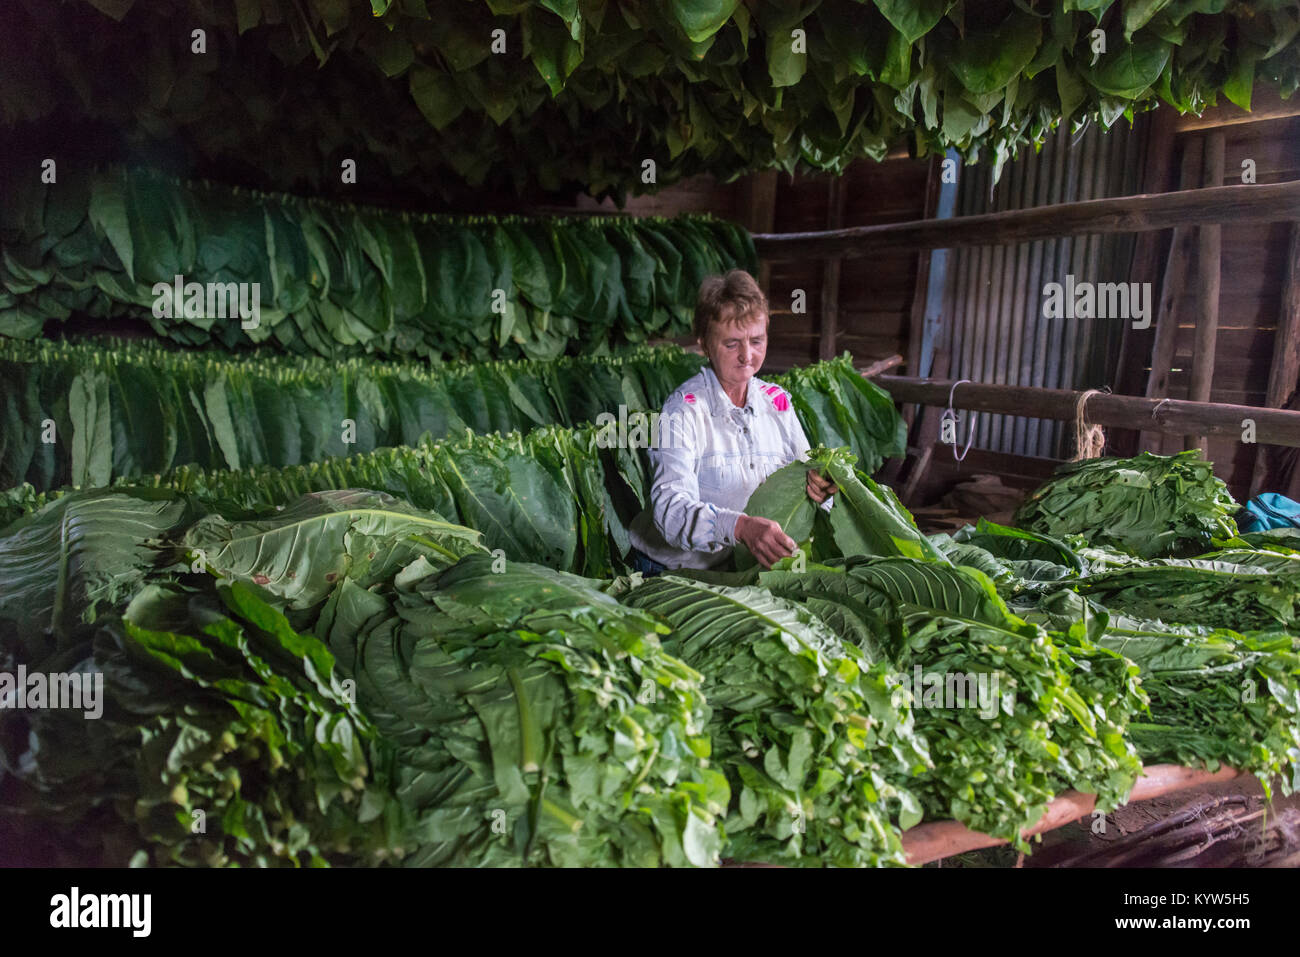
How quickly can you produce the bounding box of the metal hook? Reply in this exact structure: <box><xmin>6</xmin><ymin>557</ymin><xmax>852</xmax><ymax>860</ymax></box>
<box><xmin>1151</xmin><ymin>397</ymin><xmax>1171</xmax><ymax>418</ymax></box>
<box><xmin>942</xmin><ymin>378</ymin><xmax>977</xmax><ymax>463</ymax></box>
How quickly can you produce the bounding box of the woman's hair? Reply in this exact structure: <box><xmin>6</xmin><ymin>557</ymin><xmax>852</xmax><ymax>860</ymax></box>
<box><xmin>692</xmin><ymin>269</ymin><xmax>768</xmax><ymax>341</ymax></box>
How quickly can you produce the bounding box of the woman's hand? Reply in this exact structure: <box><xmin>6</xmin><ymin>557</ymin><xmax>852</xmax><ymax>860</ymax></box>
<box><xmin>735</xmin><ymin>514</ymin><xmax>798</xmax><ymax>569</ymax></box>
<box><xmin>806</xmin><ymin>469</ymin><xmax>838</xmax><ymax>504</ymax></box>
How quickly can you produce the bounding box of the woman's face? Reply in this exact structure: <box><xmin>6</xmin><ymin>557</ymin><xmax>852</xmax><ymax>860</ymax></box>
<box><xmin>701</xmin><ymin>311</ymin><xmax>768</xmax><ymax>396</ymax></box>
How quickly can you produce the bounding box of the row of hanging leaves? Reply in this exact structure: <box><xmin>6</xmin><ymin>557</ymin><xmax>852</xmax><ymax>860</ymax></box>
<box><xmin>3</xmin><ymin>1</ymin><xmax>1296</xmax><ymax>206</ymax></box>
<box><xmin>0</xmin><ymin>166</ymin><xmax>756</xmax><ymax>359</ymax></box>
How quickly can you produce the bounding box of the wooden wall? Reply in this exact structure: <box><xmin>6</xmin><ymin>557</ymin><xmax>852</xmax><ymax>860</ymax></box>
<box><xmin>761</xmin><ymin>160</ymin><xmax>931</xmax><ymax>370</ymax></box>
<box><xmin>1122</xmin><ymin>111</ymin><xmax>1300</xmax><ymax>499</ymax></box>
<box><xmin>564</xmin><ymin>159</ymin><xmax>932</xmax><ymax>373</ymax></box>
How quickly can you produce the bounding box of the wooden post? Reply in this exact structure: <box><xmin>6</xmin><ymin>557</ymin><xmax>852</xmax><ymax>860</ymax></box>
<box><xmin>1139</xmin><ymin>139</ymin><xmax>1202</xmax><ymax>452</ymax></box>
<box><xmin>1251</xmin><ymin>223</ymin><xmax>1300</xmax><ymax>494</ymax></box>
<box><xmin>739</xmin><ymin>170</ymin><xmax>778</xmax><ymax>294</ymax></box>
<box><xmin>904</xmin><ymin>155</ymin><xmax>942</xmax><ymax>419</ymax></box>
<box><xmin>818</xmin><ymin>175</ymin><xmax>846</xmax><ymax>361</ymax></box>
<box><xmin>1186</xmin><ymin>131</ymin><xmax>1225</xmax><ymax>453</ymax></box>
<box><xmin>1115</xmin><ymin>106</ymin><xmax>1179</xmax><ymax>407</ymax></box>
<box><xmin>899</xmin><ymin>350</ymin><xmax>950</xmax><ymax>505</ymax></box>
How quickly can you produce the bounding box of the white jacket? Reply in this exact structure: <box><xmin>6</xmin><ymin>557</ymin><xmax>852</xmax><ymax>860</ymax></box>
<box><xmin>627</xmin><ymin>364</ymin><xmax>827</xmax><ymax>569</ymax></box>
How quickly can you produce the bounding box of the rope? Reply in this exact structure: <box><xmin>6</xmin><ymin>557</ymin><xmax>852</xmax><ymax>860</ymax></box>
<box><xmin>941</xmin><ymin>379</ymin><xmax>977</xmax><ymax>462</ymax></box>
<box><xmin>1071</xmin><ymin>388</ymin><xmax>1107</xmax><ymax>460</ymax></box>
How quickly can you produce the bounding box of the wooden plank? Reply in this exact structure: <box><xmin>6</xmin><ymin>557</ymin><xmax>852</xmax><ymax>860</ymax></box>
<box><xmin>1176</xmin><ymin>85</ymin><xmax>1300</xmax><ymax>131</ymax></box>
<box><xmin>901</xmin><ymin>765</ymin><xmax>1242</xmax><ymax>866</ymax></box>
<box><xmin>753</xmin><ymin>180</ymin><xmax>1300</xmax><ymax>261</ymax></box>
<box><xmin>1251</xmin><ymin>222</ymin><xmax>1300</xmax><ymax>494</ymax></box>
<box><xmin>872</xmin><ymin>375</ymin><xmax>1300</xmax><ymax>448</ymax></box>
<box><xmin>1187</xmin><ymin>131</ymin><xmax>1225</xmax><ymax>453</ymax></box>
<box><xmin>819</xmin><ymin>176</ymin><xmax>846</xmax><ymax>361</ymax></box>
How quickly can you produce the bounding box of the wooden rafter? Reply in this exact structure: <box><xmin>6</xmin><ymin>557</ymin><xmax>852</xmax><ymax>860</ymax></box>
<box><xmin>754</xmin><ymin>180</ymin><xmax>1300</xmax><ymax>260</ymax></box>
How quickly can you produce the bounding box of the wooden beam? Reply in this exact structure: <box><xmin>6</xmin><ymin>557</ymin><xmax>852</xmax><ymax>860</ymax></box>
<box><xmin>753</xmin><ymin>180</ymin><xmax>1300</xmax><ymax>261</ymax></box>
<box><xmin>871</xmin><ymin>375</ymin><xmax>1300</xmax><ymax>449</ymax></box>
<box><xmin>1186</xmin><ymin>131</ymin><xmax>1225</xmax><ymax>453</ymax></box>
<box><xmin>818</xmin><ymin>176</ymin><xmax>846</xmax><ymax>362</ymax></box>
<box><xmin>1251</xmin><ymin>223</ymin><xmax>1300</xmax><ymax>494</ymax></box>
<box><xmin>1175</xmin><ymin>85</ymin><xmax>1300</xmax><ymax>131</ymax></box>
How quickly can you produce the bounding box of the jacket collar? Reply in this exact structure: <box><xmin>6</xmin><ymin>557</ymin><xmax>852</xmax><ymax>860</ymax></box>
<box><xmin>702</xmin><ymin>365</ymin><xmax>759</xmax><ymax>417</ymax></box>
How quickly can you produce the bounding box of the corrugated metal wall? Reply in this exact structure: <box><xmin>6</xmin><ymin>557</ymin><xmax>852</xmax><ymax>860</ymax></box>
<box><xmin>942</xmin><ymin>118</ymin><xmax>1148</xmax><ymax>458</ymax></box>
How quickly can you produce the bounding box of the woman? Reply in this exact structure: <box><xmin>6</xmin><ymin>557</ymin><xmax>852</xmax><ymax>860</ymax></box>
<box><xmin>628</xmin><ymin>269</ymin><xmax>836</xmax><ymax>574</ymax></box>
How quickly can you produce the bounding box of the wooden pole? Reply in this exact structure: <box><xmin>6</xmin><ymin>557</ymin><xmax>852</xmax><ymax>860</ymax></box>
<box><xmin>871</xmin><ymin>375</ymin><xmax>1300</xmax><ymax>449</ymax></box>
<box><xmin>753</xmin><ymin>180</ymin><xmax>1300</xmax><ymax>261</ymax></box>
<box><xmin>1251</xmin><ymin>223</ymin><xmax>1300</xmax><ymax>494</ymax></box>
<box><xmin>818</xmin><ymin>176</ymin><xmax>846</xmax><ymax>362</ymax></box>
<box><xmin>1186</xmin><ymin>131</ymin><xmax>1225</xmax><ymax>453</ymax></box>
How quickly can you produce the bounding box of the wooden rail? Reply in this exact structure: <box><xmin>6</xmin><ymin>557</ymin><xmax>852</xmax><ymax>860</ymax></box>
<box><xmin>753</xmin><ymin>180</ymin><xmax>1300</xmax><ymax>261</ymax></box>
<box><xmin>871</xmin><ymin>375</ymin><xmax>1300</xmax><ymax>449</ymax></box>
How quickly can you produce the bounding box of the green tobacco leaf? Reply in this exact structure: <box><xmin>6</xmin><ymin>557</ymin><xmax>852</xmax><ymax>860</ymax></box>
<box><xmin>741</xmin><ymin>458</ymin><xmax>818</xmax><ymax>540</ymax></box>
<box><xmin>955</xmin><ymin>517</ymin><xmax>1084</xmax><ymax>572</ymax></box>
<box><xmin>624</xmin><ymin>574</ymin><xmax>847</xmax><ymax>684</ymax></box>
<box><xmin>424</xmin><ymin>550</ymin><xmax>631</xmax><ymax>622</ymax></box>
<box><xmin>183</xmin><ymin>489</ymin><xmax>484</xmax><ymax>609</ymax></box>
<box><xmin>1087</xmin><ymin>34</ymin><xmax>1172</xmax><ymax>97</ymax></box>
<box><xmin>947</xmin><ymin>10</ymin><xmax>1042</xmax><ymax>95</ymax></box>
<box><xmin>839</xmin><ymin>558</ymin><xmax>1041</xmax><ymax>641</ymax></box>
<box><xmin>0</xmin><ymin>488</ymin><xmax>198</xmax><ymax>654</ymax></box>
<box><xmin>873</xmin><ymin>0</ymin><xmax>950</xmax><ymax>44</ymax></box>
<box><xmin>670</xmin><ymin>0</ymin><xmax>740</xmax><ymax>43</ymax></box>
<box><xmin>810</xmin><ymin>446</ymin><xmax>949</xmax><ymax>563</ymax></box>
<box><xmin>1123</xmin><ymin>0</ymin><xmax>1173</xmax><ymax>39</ymax></box>
<box><xmin>87</xmin><ymin>174</ymin><xmax>135</xmax><ymax>282</ymax></box>
<box><xmin>69</xmin><ymin>370</ymin><xmax>112</xmax><ymax>487</ymax></box>
<box><xmin>409</xmin><ymin>67</ymin><xmax>466</xmax><ymax>130</ymax></box>
<box><xmin>766</xmin><ymin>29</ymin><xmax>807</xmax><ymax>87</ymax></box>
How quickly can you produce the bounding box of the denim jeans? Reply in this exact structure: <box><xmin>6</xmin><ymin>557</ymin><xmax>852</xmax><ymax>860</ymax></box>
<box><xmin>629</xmin><ymin>548</ymin><xmax>669</xmax><ymax>577</ymax></box>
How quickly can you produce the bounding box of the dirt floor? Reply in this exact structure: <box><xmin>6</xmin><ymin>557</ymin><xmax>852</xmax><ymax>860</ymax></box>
<box><xmin>936</xmin><ymin>776</ymin><xmax>1300</xmax><ymax>867</ymax></box>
